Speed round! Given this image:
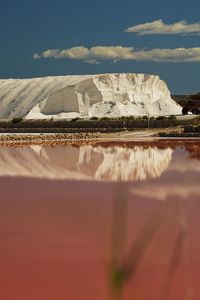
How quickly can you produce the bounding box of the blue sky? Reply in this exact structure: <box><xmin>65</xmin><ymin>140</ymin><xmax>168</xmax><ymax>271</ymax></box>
<box><xmin>0</xmin><ymin>0</ymin><xmax>200</xmax><ymax>93</ymax></box>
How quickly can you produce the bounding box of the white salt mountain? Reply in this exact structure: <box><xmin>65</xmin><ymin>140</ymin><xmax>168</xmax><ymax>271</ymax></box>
<box><xmin>0</xmin><ymin>73</ymin><xmax>181</xmax><ymax>119</ymax></box>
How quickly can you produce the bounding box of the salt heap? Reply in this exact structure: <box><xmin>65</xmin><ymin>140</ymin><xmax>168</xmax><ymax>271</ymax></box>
<box><xmin>0</xmin><ymin>73</ymin><xmax>181</xmax><ymax>119</ymax></box>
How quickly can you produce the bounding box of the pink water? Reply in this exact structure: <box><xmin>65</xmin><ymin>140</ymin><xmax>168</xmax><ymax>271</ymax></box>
<box><xmin>0</xmin><ymin>140</ymin><xmax>200</xmax><ymax>300</ymax></box>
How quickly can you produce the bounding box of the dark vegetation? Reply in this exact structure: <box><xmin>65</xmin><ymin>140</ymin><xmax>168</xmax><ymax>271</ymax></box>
<box><xmin>172</xmin><ymin>93</ymin><xmax>200</xmax><ymax>115</ymax></box>
<box><xmin>159</xmin><ymin>124</ymin><xmax>200</xmax><ymax>138</ymax></box>
<box><xmin>172</xmin><ymin>93</ymin><xmax>200</xmax><ymax>104</ymax></box>
<box><xmin>11</xmin><ymin>117</ymin><xmax>23</xmax><ymax>123</ymax></box>
<box><xmin>0</xmin><ymin>115</ymin><xmax>197</xmax><ymax>134</ymax></box>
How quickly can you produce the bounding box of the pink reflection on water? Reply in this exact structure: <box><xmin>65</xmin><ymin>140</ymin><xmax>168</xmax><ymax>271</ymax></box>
<box><xmin>0</xmin><ymin>140</ymin><xmax>200</xmax><ymax>300</ymax></box>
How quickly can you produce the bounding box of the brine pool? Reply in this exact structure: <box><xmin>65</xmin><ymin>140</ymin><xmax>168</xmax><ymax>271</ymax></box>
<box><xmin>0</xmin><ymin>139</ymin><xmax>200</xmax><ymax>300</ymax></box>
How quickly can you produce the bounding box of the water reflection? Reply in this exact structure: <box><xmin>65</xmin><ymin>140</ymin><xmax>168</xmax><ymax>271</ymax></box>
<box><xmin>0</xmin><ymin>140</ymin><xmax>200</xmax><ymax>300</ymax></box>
<box><xmin>0</xmin><ymin>142</ymin><xmax>178</xmax><ymax>181</ymax></box>
<box><xmin>0</xmin><ymin>141</ymin><xmax>200</xmax><ymax>182</ymax></box>
<box><xmin>110</xmin><ymin>186</ymin><xmax>191</xmax><ymax>300</ymax></box>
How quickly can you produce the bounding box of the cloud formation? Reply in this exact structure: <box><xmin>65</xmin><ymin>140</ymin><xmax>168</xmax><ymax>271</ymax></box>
<box><xmin>34</xmin><ymin>46</ymin><xmax>200</xmax><ymax>63</ymax></box>
<box><xmin>125</xmin><ymin>19</ymin><xmax>200</xmax><ymax>35</ymax></box>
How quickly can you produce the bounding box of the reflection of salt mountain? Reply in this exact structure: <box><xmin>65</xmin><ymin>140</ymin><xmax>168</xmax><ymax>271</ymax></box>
<box><xmin>0</xmin><ymin>145</ymin><xmax>172</xmax><ymax>181</ymax></box>
<box><xmin>130</xmin><ymin>146</ymin><xmax>200</xmax><ymax>200</ymax></box>
<box><xmin>77</xmin><ymin>146</ymin><xmax>172</xmax><ymax>181</ymax></box>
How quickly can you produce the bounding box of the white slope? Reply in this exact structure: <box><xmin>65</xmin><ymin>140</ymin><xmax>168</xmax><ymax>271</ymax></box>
<box><xmin>0</xmin><ymin>144</ymin><xmax>172</xmax><ymax>181</ymax></box>
<box><xmin>0</xmin><ymin>73</ymin><xmax>181</xmax><ymax>119</ymax></box>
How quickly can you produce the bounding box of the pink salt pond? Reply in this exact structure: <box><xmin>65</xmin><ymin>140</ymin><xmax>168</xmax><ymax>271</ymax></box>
<box><xmin>0</xmin><ymin>140</ymin><xmax>200</xmax><ymax>300</ymax></box>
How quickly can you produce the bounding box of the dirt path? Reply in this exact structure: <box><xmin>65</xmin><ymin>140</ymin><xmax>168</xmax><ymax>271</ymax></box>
<box><xmin>0</xmin><ymin>127</ymin><xmax>185</xmax><ymax>146</ymax></box>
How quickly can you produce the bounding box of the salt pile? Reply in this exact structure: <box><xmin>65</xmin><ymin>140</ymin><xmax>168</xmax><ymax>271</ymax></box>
<box><xmin>0</xmin><ymin>73</ymin><xmax>181</xmax><ymax>119</ymax></box>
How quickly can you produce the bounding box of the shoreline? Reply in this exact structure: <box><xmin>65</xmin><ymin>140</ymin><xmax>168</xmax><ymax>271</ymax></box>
<box><xmin>0</xmin><ymin>127</ymin><xmax>199</xmax><ymax>147</ymax></box>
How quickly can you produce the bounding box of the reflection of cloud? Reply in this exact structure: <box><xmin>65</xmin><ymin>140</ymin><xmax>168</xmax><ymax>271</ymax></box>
<box><xmin>125</xmin><ymin>20</ymin><xmax>200</xmax><ymax>35</ymax></box>
<box><xmin>0</xmin><ymin>145</ymin><xmax>172</xmax><ymax>182</ymax></box>
<box><xmin>131</xmin><ymin>183</ymin><xmax>200</xmax><ymax>201</ymax></box>
<box><xmin>168</xmin><ymin>156</ymin><xmax>200</xmax><ymax>173</ymax></box>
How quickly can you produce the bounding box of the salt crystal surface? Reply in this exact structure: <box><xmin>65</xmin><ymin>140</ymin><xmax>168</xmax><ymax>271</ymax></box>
<box><xmin>0</xmin><ymin>73</ymin><xmax>181</xmax><ymax>119</ymax></box>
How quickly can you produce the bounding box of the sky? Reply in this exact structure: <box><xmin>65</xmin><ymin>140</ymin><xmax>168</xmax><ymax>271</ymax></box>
<box><xmin>0</xmin><ymin>0</ymin><xmax>200</xmax><ymax>94</ymax></box>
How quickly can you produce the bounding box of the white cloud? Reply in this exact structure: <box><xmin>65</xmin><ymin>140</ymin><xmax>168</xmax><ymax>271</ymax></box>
<box><xmin>33</xmin><ymin>53</ymin><xmax>41</xmax><ymax>59</ymax></box>
<box><xmin>42</xmin><ymin>49</ymin><xmax>60</xmax><ymax>58</ymax></box>
<box><xmin>33</xmin><ymin>45</ymin><xmax>200</xmax><ymax>63</ymax></box>
<box><xmin>55</xmin><ymin>47</ymin><xmax>89</xmax><ymax>59</ymax></box>
<box><xmin>84</xmin><ymin>59</ymin><xmax>101</xmax><ymax>64</ymax></box>
<box><xmin>125</xmin><ymin>19</ymin><xmax>200</xmax><ymax>35</ymax></box>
